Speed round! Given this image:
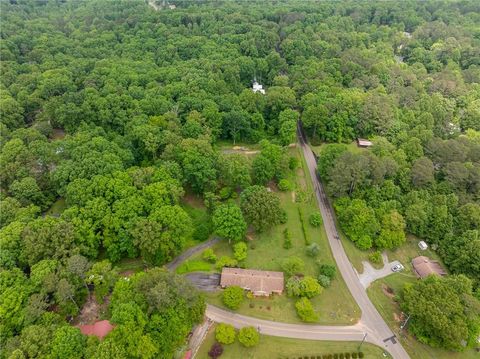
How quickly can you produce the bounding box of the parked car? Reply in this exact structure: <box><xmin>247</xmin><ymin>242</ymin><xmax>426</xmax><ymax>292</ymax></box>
<box><xmin>391</xmin><ymin>264</ymin><xmax>404</xmax><ymax>272</ymax></box>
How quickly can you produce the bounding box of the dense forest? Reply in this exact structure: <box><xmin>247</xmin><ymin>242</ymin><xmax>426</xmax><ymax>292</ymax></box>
<box><xmin>1</xmin><ymin>0</ymin><xmax>479</xmax><ymax>357</ymax></box>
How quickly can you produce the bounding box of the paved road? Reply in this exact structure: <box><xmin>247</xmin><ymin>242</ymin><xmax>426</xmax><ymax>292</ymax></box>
<box><xmin>206</xmin><ymin>304</ymin><xmax>371</xmax><ymax>342</ymax></box>
<box><xmin>166</xmin><ymin>237</ymin><xmax>219</xmax><ymax>271</ymax></box>
<box><xmin>296</xmin><ymin>122</ymin><xmax>410</xmax><ymax>359</ymax></box>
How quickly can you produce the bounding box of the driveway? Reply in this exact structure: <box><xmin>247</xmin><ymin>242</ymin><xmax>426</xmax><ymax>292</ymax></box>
<box><xmin>185</xmin><ymin>272</ymin><xmax>220</xmax><ymax>292</ymax></box>
<box><xmin>166</xmin><ymin>237</ymin><xmax>220</xmax><ymax>271</ymax></box>
<box><xmin>358</xmin><ymin>253</ymin><xmax>403</xmax><ymax>289</ymax></box>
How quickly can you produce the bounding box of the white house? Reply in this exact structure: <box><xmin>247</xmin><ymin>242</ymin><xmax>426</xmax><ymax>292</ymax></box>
<box><xmin>252</xmin><ymin>81</ymin><xmax>265</xmax><ymax>95</ymax></box>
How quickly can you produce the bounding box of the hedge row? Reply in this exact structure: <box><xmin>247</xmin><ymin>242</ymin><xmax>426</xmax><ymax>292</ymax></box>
<box><xmin>286</xmin><ymin>351</ymin><xmax>364</xmax><ymax>359</ymax></box>
<box><xmin>297</xmin><ymin>207</ymin><xmax>310</xmax><ymax>245</ymax></box>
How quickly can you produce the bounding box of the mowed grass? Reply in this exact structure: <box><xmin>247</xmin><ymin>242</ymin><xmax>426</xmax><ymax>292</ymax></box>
<box><xmin>176</xmin><ymin>260</ymin><xmax>211</xmax><ymax>274</ymax></box>
<box><xmin>196</xmin><ymin>324</ymin><xmax>387</xmax><ymax>359</ymax></box>
<box><xmin>367</xmin><ymin>275</ymin><xmax>478</xmax><ymax>359</ymax></box>
<box><xmin>198</xmin><ymin>147</ymin><xmax>360</xmax><ymax>325</ymax></box>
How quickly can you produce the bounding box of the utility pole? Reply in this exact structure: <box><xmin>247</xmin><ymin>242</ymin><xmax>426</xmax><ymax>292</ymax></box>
<box><xmin>358</xmin><ymin>332</ymin><xmax>367</xmax><ymax>351</ymax></box>
<box><xmin>400</xmin><ymin>314</ymin><xmax>411</xmax><ymax>330</ymax></box>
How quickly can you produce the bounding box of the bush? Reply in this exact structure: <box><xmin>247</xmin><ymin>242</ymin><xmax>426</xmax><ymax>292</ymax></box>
<box><xmin>238</xmin><ymin>326</ymin><xmax>259</xmax><ymax>347</ymax></box>
<box><xmin>358</xmin><ymin>352</ymin><xmax>364</xmax><ymax>358</ymax></box>
<box><xmin>279</xmin><ymin>209</ymin><xmax>288</xmax><ymax>224</ymax></box>
<box><xmin>345</xmin><ymin>353</ymin><xmax>351</xmax><ymax>359</ymax></box>
<box><xmin>216</xmin><ymin>256</ymin><xmax>238</xmax><ymax>270</ymax></box>
<box><xmin>203</xmin><ymin>248</ymin><xmax>217</xmax><ymax>263</ymax></box>
<box><xmin>339</xmin><ymin>354</ymin><xmax>344</xmax><ymax>359</ymax></box>
<box><xmin>281</xmin><ymin>256</ymin><xmax>305</xmax><ymax>277</ymax></box>
<box><xmin>351</xmin><ymin>353</ymin><xmax>357</xmax><ymax>359</ymax></box>
<box><xmin>215</xmin><ymin>323</ymin><xmax>236</xmax><ymax>344</ymax></box>
<box><xmin>278</xmin><ymin>179</ymin><xmax>293</xmax><ymax>191</ymax></box>
<box><xmin>317</xmin><ymin>274</ymin><xmax>331</xmax><ymax>288</ymax></box>
<box><xmin>318</xmin><ymin>264</ymin><xmax>336</xmax><ymax>279</ymax></box>
<box><xmin>306</xmin><ymin>243</ymin><xmax>320</xmax><ymax>257</ymax></box>
<box><xmin>219</xmin><ymin>187</ymin><xmax>233</xmax><ymax>200</ymax></box>
<box><xmin>299</xmin><ymin>276</ymin><xmax>323</xmax><ymax>298</ymax></box>
<box><xmin>298</xmin><ymin>208</ymin><xmax>310</xmax><ymax>244</ymax></box>
<box><xmin>289</xmin><ymin>156</ymin><xmax>299</xmax><ymax>170</ymax></box>
<box><xmin>309</xmin><ymin>212</ymin><xmax>323</xmax><ymax>227</ymax></box>
<box><xmin>283</xmin><ymin>228</ymin><xmax>292</xmax><ymax>249</ymax></box>
<box><xmin>222</xmin><ymin>286</ymin><xmax>244</xmax><ymax>309</ymax></box>
<box><xmin>208</xmin><ymin>342</ymin><xmax>223</xmax><ymax>359</ymax></box>
<box><xmin>295</xmin><ymin>297</ymin><xmax>318</xmax><ymax>322</ymax></box>
<box><xmin>368</xmin><ymin>251</ymin><xmax>382</xmax><ymax>265</ymax></box>
<box><xmin>233</xmin><ymin>242</ymin><xmax>247</xmax><ymax>261</ymax></box>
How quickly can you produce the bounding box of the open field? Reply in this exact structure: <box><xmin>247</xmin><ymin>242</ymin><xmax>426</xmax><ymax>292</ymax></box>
<box><xmin>196</xmin><ymin>324</ymin><xmax>387</xmax><ymax>359</ymax></box>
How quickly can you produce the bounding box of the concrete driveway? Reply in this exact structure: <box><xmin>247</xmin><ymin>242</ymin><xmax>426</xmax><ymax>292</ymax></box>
<box><xmin>357</xmin><ymin>253</ymin><xmax>403</xmax><ymax>289</ymax></box>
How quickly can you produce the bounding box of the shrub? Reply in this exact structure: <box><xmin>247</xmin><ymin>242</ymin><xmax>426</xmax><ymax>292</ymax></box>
<box><xmin>208</xmin><ymin>342</ymin><xmax>223</xmax><ymax>359</ymax></box>
<box><xmin>289</xmin><ymin>156</ymin><xmax>299</xmax><ymax>170</ymax></box>
<box><xmin>333</xmin><ymin>354</ymin><xmax>338</xmax><ymax>359</ymax></box>
<box><xmin>278</xmin><ymin>179</ymin><xmax>293</xmax><ymax>191</ymax></box>
<box><xmin>351</xmin><ymin>353</ymin><xmax>357</xmax><ymax>359</ymax></box>
<box><xmin>238</xmin><ymin>326</ymin><xmax>259</xmax><ymax>347</ymax></box>
<box><xmin>281</xmin><ymin>256</ymin><xmax>305</xmax><ymax>277</ymax></box>
<box><xmin>279</xmin><ymin>209</ymin><xmax>288</xmax><ymax>224</ymax></box>
<box><xmin>295</xmin><ymin>297</ymin><xmax>318</xmax><ymax>322</ymax></box>
<box><xmin>283</xmin><ymin>228</ymin><xmax>292</xmax><ymax>249</ymax></box>
<box><xmin>306</xmin><ymin>243</ymin><xmax>320</xmax><ymax>257</ymax></box>
<box><xmin>286</xmin><ymin>276</ymin><xmax>302</xmax><ymax>297</ymax></box>
<box><xmin>345</xmin><ymin>353</ymin><xmax>351</xmax><ymax>359</ymax></box>
<box><xmin>233</xmin><ymin>242</ymin><xmax>247</xmax><ymax>261</ymax></box>
<box><xmin>318</xmin><ymin>264</ymin><xmax>336</xmax><ymax>279</ymax></box>
<box><xmin>222</xmin><ymin>286</ymin><xmax>244</xmax><ymax>310</ymax></box>
<box><xmin>203</xmin><ymin>248</ymin><xmax>217</xmax><ymax>263</ymax></box>
<box><xmin>215</xmin><ymin>323</ymin><xmax>236</xmax><ymax>344</ymax></box>
<box><xmin>215</xmin><ymin>256</ymin><xmax>238</xmax><ymax>270</ymax></box>
<box><xmin>317</xmin><ymin>274</ymin><xmax>331</xmax><ymax>288</ymax></box>
<box><xmin>368</xmin><ymin>251</ymin><xmax>382</xmax><ymax>265</ymax></box>
<box><xmin>298</xmin><ymin>208</ymin><xmax>310</xmax><ymax>244</ymax></box>
<box><xmin>339</xmin><ymin>354</ymin><xmax>344</xmax><ymax>359</ymax></box>
<box><xmin>219</xmin><ymin>187</ymin><xmax>233</xmax><ymax>200</ymax></box>
<box><xmin>309</xmin><ymin>212</ymin><xmax>323</xmax><ymax>227</ymax></box>
<box><xmin>299</xmin><ymin>276</ymin><xmax>323</xmax><ymax>298</ymax></box>
<box><xmin>358</xmin><ymin>352</ymin><xmax>364</xmax><ymax>358</ymax></box>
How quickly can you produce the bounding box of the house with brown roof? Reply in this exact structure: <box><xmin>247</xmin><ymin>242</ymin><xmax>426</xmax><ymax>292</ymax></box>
<box><xmin>412</xmin><ymin>256</ymin><xmax>446</xmax><ymax>279</ymax></box>
<box><xmin>220</xmin><ymin>268</ymin><xmax>284</xmax><ymax>296</ymax></box>
<box><xmin>77</xmin><ymin>320</ymin><xmax>114</xmax><ymax>339</ymax></box>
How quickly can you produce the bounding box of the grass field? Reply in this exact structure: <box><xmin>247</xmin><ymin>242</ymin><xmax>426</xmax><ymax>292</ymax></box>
<box><xmin>196</xmin><ymin>324</ymin><xmax>387</xmax><ymax>359</ymax></box>
<box><xmin>367</xmin><ymin>275</ymin><xmax>478</xmax><ymax>359</ymax></box>
<box><xmin>190</xmin><ymin>146</ymin><xmax>360</xmax><ymax>325</ymax></box>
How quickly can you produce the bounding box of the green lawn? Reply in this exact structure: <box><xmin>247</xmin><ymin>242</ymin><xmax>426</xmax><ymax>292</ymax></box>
<box><xmin>367</xmin><ymin>275</ymin><xmax>478</xmax><ymax>359</ymax></box>
<box><xmin>188</xmin><ymin>147</ymin><xmax>360</xmax><ymax>325</ymax></box>
<box><xmin>196</xmin><ymin>324</ymin><xmax>387</xmax><ymax>359</ymax></box>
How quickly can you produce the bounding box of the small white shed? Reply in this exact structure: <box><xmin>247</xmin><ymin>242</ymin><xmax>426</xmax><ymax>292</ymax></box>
<box><xmin>418</xmin><ymin>241</ymin><xmax>428</xmax><ymax>251</ymax></box>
